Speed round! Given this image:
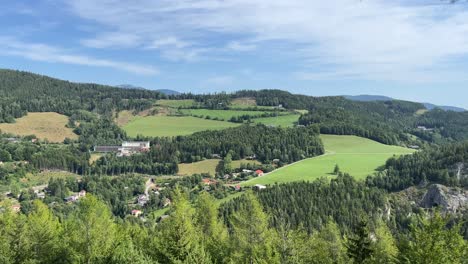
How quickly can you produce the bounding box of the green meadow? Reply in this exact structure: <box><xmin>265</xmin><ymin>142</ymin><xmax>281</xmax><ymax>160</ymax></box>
<box><xmin>155</xmin><ymin>99</ymin><xmax>196</xmax><ymax>108</ymax></box>
<box><xmin>179</xmin><ymin>109</ymin><xmax>272</xmax><ymax>120</ymax></box>
<box><xmin>252</xmin><ymin>114</ymin><xmax>301</xmax><ymax>127</ymax></box>
<box><xmin>123</xmin><ymin>116</ymin><xmax>239</xmax><ymax>137</ymax></box>
<box><xmin>243</xmin><ymin>135</ymin><xmax>416</xmax><ymax>186</ymax></box>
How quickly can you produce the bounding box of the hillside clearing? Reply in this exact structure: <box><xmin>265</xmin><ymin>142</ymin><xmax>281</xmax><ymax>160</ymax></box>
<box><xmin>253</xmin><ymin>114</ymin><xmax>301</xmax><ymax>127</ymax></box>
<box><xmin>155</xmin><ymin>99</ymin><xmax>196</xmax><ymax>108</ymax></box>
<box><xmin>123</xmin><ymin>116</ymin><xmax>239</xmax><ymax>137</ymax></box>
<box><xmin>243</xmin><ymin>135</ymin><xmax>415</xmax><ymax>185</ymax></box>
<box><xmin>180</xmin><ymin>109</ymin><xmax>287</xmax><ymax>121</ymax></box>
<box><xmin>0</xmin><ymin>112</ymin><xmax>77</xmax><ymax>142</ymax></box>
<box><xmin>178</xmin><ymin>159</ymin><xmax>261</xmax><ymax>176</ymax></box>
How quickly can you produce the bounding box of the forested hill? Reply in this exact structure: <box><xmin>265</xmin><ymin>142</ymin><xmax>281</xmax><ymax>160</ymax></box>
<box><xmin>0</xmin><ymin>69</ymin><xmax>164</xmax><ymax>122</ymax></box>
<box><xmin>229</xmin><ymin>90</ymin><xmax>468</xmax><ymax>144</ymax></box>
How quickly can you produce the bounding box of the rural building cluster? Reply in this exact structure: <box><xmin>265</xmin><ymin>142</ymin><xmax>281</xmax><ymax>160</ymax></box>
<box><xmin>94</xmin><ymin>141</ymin><xmax>150</xmax><ymax>157</ymax></box>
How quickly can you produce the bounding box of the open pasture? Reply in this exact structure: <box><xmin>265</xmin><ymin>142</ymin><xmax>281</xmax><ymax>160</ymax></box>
<box><xmin>0</xmin><ymin>112</ymin><xmax>77</xmax><ymax>143</ymax></box>
<box><xmin>123</xmin><ymin>116</ymin><xmax>239</xmax><ymax>137</ymax></box>
<box><xmin>243</xmin><ymin>135</ymin><xmax>415</xmax><ymax>185</ymax></box>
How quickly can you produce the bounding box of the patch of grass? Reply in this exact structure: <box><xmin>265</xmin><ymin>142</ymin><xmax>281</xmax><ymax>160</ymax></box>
<box><xmin>0</xmin><ymin>112</ymin><xmax>77</xmax><ymax>143</ymax></box>
<box><xmin>252</xmin><ymin>114</ymin><xmax>301</xmax><ymax>127</ymax></box>
<box><xmin>177</xmin><ymin>159</ymin><xmax>261</xmax><ymax>176</ymax></box>
<box><xmin>415</xmin><ymin>109</ymin><xmax>429</xmax><ymax>116</ymax></box>
<box><xmin>155</xmin><ymin>99</ymin><xmax>196</xmax><ymax>108</ymax></box>
<box><xmin>232</xmin><ymin>159</ymin><xmax>261</xmax><ymax>168</ymax></box>
<box><xmin>178</xmin><ymin>159</ymin><xmax>220</xmax><ymax>176</ymax></box>
<box><xmin>123</xmin><ymin>116</ymin><xmax>239</xmax><ymax>137</ymax></box>
<box><xmin>21</xmin><ymin>171</ymin><xmax>80</xmax><ymax>189</ymax></box>
<box><xmin>89</xmin><ymin>154</ymin><xmax>103</xmax><ymax>165</ymax></box>
<box><xmin>115</xmin><ymin>110</ymin><xmax>137</xmax><ymax>126</ymax></box>
<box><xmin>180</xmin><ymin>109</ymin><xmax>282</xmax><ymax>121</ymax></box>
<box><xmin>243</xmin><ymin>135</ymin><xmax>416</xmax><ymax>186</ymax></box>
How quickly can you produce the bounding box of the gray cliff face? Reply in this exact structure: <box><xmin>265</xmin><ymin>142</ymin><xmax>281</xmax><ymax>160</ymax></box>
<box><xmin>420</xmin><ymin>184</ymin><xmax>468</xmax><ymax>213</ymax></box>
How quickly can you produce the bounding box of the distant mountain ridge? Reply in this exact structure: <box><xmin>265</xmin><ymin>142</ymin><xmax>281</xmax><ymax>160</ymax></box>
<box><xmin>344</xmin><ymin>95</ymin><xmax>466</xmax><ymax>112</ymax></box>
<box><xmin>116</xmin><ymin>84</ymin><xmax>180</xmax><ymax>95</ymax></box>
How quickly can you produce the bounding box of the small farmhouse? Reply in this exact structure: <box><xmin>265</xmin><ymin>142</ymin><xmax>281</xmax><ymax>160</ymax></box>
<box><xmin>255</xmin><ymin>170</ymin><xmax>264</xmax><ymax>177</ymax></box>
<box><xmin>254</xmin><ymin>184</ymin><xmax>267</xmax><ymax>190</ymax></box>
<box><xmin>131</xmin><ymin>210</ymin><xmax>143</xmax><ymax>217</ymax></box>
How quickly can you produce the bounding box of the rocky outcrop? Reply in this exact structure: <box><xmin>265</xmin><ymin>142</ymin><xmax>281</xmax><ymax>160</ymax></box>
<box><xmin>420</xmin><ymin>184</ymin><xmax>468</xmax><ymax>213</ymax></box>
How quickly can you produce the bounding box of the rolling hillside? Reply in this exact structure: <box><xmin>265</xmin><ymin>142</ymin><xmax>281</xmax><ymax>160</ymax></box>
<box><xmin>243</xmin><ymin>135</ymin><xmax>415</xmax><ymax>185</ymax></box>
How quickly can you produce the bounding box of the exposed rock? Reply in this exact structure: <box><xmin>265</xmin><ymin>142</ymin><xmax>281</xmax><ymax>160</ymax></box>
<box><xmin>420</xmin><ymin>184</ymin><xmax>468</xmax><ymax>213</ymax></box>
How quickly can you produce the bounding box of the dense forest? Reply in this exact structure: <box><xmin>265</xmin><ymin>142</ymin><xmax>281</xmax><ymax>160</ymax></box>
<box><xmin>1</xmin><ymin>190</ymin><xmax>466</xmax><ymax>264</ymax></box>
<box><xmin>0</xmin><ymin>69</ymin><xmax>163</xmax><ymax>122</ymax></box>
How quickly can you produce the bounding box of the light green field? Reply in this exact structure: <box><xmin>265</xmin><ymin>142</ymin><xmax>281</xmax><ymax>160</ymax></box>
<box><xmin>243</xmin><ymin>135</ymin><xmax>416</xmax><ymax>185</ymax></box>
<box><xmin>178</xmin><ymin>159</ymin><xmax>261</xmax><ymax>176</ymax></box>
<box><xmin>180</xmin><ymin>109</ymin><xmax>286</xmax><ymax>121</ymax></box>
<box><xmin>155</xmin><ymin>99</ymin><xmax>196</xmax><ymax>108</ymax></box>
<box><xmin>253</xmin><ymin>114</ymin><xmax>301</xmax><ymax>127</ymax></box>
<box><xmin>123</xmin><ymin>116</ymin><xmax>239</xmax><ymax>137</ymax></box>
<box><xmin>0</xmin><ymin>112</ymin><xmax>77</xmax><ymax>142</ymax></box>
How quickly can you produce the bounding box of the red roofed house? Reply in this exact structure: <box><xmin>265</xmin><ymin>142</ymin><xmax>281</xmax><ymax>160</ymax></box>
<box><xmin>11</xmin><ymin>204</ymin><xmax>21</xmax><ymax>213</ymax></box>
<box><xmin>255</xmin><ymin>170</ymin><xmax>264</xmax><ymax>177</ymax></box>
<box><xmin>202</xmin><ymin>178</ymin><xmax>217</xmax><ymax>185</ymax></box>
<box><xmin>131</xmin><ymin>210</ymin><xmax>142</xmax><ymax>217</ymax></box>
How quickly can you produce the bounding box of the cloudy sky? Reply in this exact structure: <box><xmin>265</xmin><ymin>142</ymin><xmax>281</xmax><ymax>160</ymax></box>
<box><xmin>1</xmin><ymin>0</ymin><xmax>468</xmax><ymax>108</ymax></box>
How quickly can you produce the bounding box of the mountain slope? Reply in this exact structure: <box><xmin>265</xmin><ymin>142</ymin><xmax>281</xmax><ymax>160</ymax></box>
<box><xmin>344</xmin><ymin>94</ymin><xmax>466</xmax><ymax>112</ymax></box>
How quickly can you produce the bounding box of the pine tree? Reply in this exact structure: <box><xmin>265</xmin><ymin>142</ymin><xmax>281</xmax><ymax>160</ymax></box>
<box><xmin>229</xmin><ymin>191</ymin><xmax>279</xmax><ymax>264</ymax></box>
<box><xmin>66</xmin><ymin>195</ymin><xmax>117</xmax><ymax>264</ymax></box>
<box><xmin>346</xmin><ymin>219</ymin><xmax>374</xmax><ymax>263</ymax></box>
<box><xmin>369</xmin><ymin>220</ymin><xmax>398</xmax><ymax>264</ymax></box>
<box><xmin>334</xmin><ymin>164</ymin><xmax>341</xmax><ymax>175</ymax></box>
<box><xmin>156</xmin><ymin>189</ymin><xmax>211</xmax><ymax>263</ymax></box>
<box><xmin>194</xmin><ymin>192</ymin><xmax>228</xmax><ymax>263</ymax></box>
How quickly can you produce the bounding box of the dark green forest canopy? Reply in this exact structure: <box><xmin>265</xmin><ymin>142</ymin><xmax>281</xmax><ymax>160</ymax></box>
<box><xmin>0</xmin><ymin>69</ymin><xmax>164</xmax><ymax>121</ymax></box>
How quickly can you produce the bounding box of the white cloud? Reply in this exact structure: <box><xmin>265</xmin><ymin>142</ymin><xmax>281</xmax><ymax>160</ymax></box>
<box><xmin>0</xmin><ymin>37</ymin><xmax>159</xmax><ymax>75</ymax></box>
<box><xmin>81</xmin><ymin>32</ymin><xmax>141</xmax><ymax>48</ymax></box>
<box><xmin>65</xmin><ymin>0</ymin><xmax>468</xmax><ymax>81</ymax></box>
<box><xmin>226</xmin><ymin>41</ymin><xmax>256</xmax><ymax>52</ymax></box>
<box><xmin>147</xmin><ymin>37</ymin><xmax>190</xmax><ymax>50</ymax></box>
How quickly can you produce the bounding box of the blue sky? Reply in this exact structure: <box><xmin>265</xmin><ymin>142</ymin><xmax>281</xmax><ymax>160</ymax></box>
<box><xmin>1</xmin><ymin>0</ymin><xmax>468</xmax><ymax>108</ymax></box>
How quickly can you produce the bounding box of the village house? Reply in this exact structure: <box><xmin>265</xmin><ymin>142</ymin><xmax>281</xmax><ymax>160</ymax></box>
<box><xmin>254</xmin><ymin>184</ymin><xmax>267</xmax><ymax>191</ymax></box>
<box><xmin>417</xmin><ymin>126</ymin><xmax>434</xmax><ymax>132</ymax></box>
<box><xmin>242</xmin><ymin>169</ymin><xmax>253</xmax><ymax>173</ymax></box>
<box><xmin>36</xmin><ymin>192</ymin><xmax>46</xmax><ymax>199</ymax></box>
<box><xmin>11</xmin><ymin>204</ymin><xmax>21</xmax><ymax>213</ymax></box>
<box><xmin>255</xmin><ymin>170</ymin><xmax>265</xmax><ymax>177</ymax></box>
<box><xmin>202</xmin><ymin>178</ymin><xmax>218</xmax><ymax>185</ymax></box>
<box><xmin>211</xmin><ymin>154</ymin><xmax>222</xmax><ymax>159</ymax></box>
<box><xmin>131</xmin><ymin>209</ymin><xmax>143</xmax><ymax>217</ymax></box>
<box><xmin>4</xmin><ymin>137</ymin><xmax>20</xmax><ymax>143</ymax></box>
<box><xmin>65</xmin><ymin>195</ymin><xmax>78</xmax><ymax>203</ymax></box>
<box><xmin>138</xmin><ymin>194</ymin><xmax>149</xmax><ymax>206</ymax></box>
<box><xmin>78</xmin><ymin>190</ymin><xmax>86</xmax><ymax>197</ymax></box>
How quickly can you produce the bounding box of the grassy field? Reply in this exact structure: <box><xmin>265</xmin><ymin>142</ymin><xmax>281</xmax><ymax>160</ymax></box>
<box><xmin>178</xmin><ymin>159</ymin><xmax>261</xmax><ymax>176</ymax></box>
<box><xmin>0</xmin><ymin>112</ymin><xmax>77</xmax><ymax>142</ymax></box>
<box><xmin>123</xmin><ymin>116</ymin><xmax>239</xmax><ymax>137</ymax></box>
<box><xmin>180</xmin><ymin>109</ymin><xmax>285</xmax><ymax>121</ymax></box>
<box><xmin>155</xmin><ymin>99</ymin><xmax>196</xmax><ymax>108</ymax></box>
<box><xmin>178</xmin><ymin>159</ymin><xmax>220</xmax><ymax>176</ymax></box>
<box><xmin>243</xmin><ymin>135</ymin><xmax>416</xmax><ymax>186</ymax></box>
<box><xmin>253</xmin><ymin>114</ymin><xmax>301</xmax><ymax>127</ymax></box>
